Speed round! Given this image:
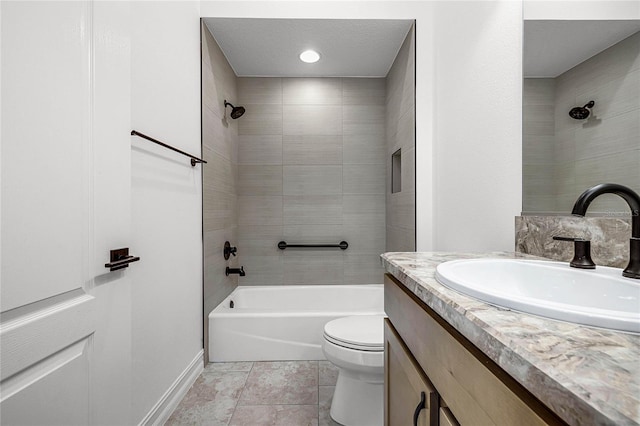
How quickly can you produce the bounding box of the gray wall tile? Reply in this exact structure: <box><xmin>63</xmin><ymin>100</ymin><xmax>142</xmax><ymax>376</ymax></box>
<box><xmin>283</xmin><ymin>224</ymin><xmax>344</xmax><ymax>243</ymax></box>
<box><xmin>385</xmin><ymin>26</ymin><xmax>416</xmax><ymax>251</ymax></box>
<box><xmin>342</xmin><ymin>224</ymin><xmax>385</xmax><ymax>255</ymax></box>
<box><xmin>343</xmin><ymin>164</ymin><xmax>385</xmax><ymax>195</ymax></box>
<box><xmin>343</xmin><ymin>134</ymin><xmax>386</xmax><ymax>165</ymax></box>
<box><xmin>202</xmin><ymin>24</ymin><xmax>239</xmax><ymax>362</ymax></box>
<box><xmin>344</xmin><ymin>194</ymin><xmax>385</xmax><ymax>226</ymax></box>
<box><xmin>239</xmin><ymin>255</ymin><xmax>284</xmax><ymax>286</ymax></box>
<box><xmin>283</xmin><ymin>253</ymin><xmax>344</xmax><ymax>285</ymax></box>
<box><xmin>283</xmin><ymin>78</ymin><xmax>342</xmax><ymax>105</ymax></box>
<box><xmin>344</xmin><ymin>254</ymin><xmax>385</xmax><ymax>284</ymax></box>
<box><xmin>343</xmin><ymin>78</ymin><xmax>386</xmax><ymax>106</ymax></box>
<box><xmin>238</xmin><ymin>135</ymin><xmax>283</xmax><ymax>165</ymax></box>
<box><xmin>343</xmin><ymin>105</ymin><xmax>385</xmax><ymax>136</ymax></box>
<box><xmin>237</xmin><ymin>225</ymin><xmax>284</xmax><ymax>256</ymax></box>
<box><xmin>239</xmin><ymin>104</ymin><xmax>283</xmax><ymax>136</ymax></box>
<box><xmin>238</xmin><ymin>78</ymin><xmax>282</xmax><ymax>105</ymax></box>
<box><xmin>238</xmin><ymin>165</ymin><xmax>283</xmax><ymax>196</ymax></box>
<box><xmin>284</xmin><ymin>195</ymin><xmax>343</xmax><ymax>225</ymax></box>
<box><xmin>283</xmin><ymin>165</ymin><xmax>343</xmax><ymax>195</ymax></box>
<box><xmin>283</xmin><ymin>105</ymin><xmax>342</xmax><ymax>135</ymax></box>
<box><xmin>238</xmin><ymin>196</ymin><xmax>283</xmax><ymax>226</ymax></box>
<box><xmin>238</xmin><ymin>76</ymin><xmax>389</xmax><ymax>286</ymax></box>
<box><xmin>283</xmin><ymin>135</ymin><xmax>343</xmax><ymax>165</ymax></box>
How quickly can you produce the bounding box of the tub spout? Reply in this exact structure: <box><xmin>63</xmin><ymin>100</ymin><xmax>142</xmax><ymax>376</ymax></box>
<box><xmin>226</xmin><ymin>266</ymin><xmax>245</xmax><ymax>277</ymax></box>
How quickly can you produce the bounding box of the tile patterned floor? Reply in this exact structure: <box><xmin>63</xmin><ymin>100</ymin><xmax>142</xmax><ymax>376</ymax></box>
<box><xmin>166</xmin><ymin>361</ymin><xmax>341</xmax><ymax>426</ymax></box>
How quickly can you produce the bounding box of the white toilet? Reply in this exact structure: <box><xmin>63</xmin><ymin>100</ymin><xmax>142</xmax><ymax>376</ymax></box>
<box><xmin>322</xmin><ymin>315</ymin><xmax>385</xmax><ymax>426</ymax></box>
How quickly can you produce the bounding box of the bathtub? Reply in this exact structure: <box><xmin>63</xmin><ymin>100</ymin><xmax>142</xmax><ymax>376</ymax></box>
<box><xmin>209</xmin><ymin>284</ymin><xmax>384</xmax><ymax>362</ymax></box>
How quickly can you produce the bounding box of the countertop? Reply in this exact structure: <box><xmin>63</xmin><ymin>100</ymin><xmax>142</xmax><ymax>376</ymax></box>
<box><xmin>380</xmin><ymin>252</ymin><xmax>640</xmax><ymax>426</ymax></box>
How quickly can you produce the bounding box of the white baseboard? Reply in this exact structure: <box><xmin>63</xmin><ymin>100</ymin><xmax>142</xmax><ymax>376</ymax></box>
<box><xmin>138</xmin><ymin>349</ymin><xmax>204</xmax><ymax>426</ymax></box>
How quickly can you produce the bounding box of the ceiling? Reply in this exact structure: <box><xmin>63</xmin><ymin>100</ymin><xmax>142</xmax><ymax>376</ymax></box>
<box><xmin>203</xmin><ymin>18</ymin><xmax>413</xmax><ymax>77</ymax></box>
<box><xmin>524</xmin><ymin>20</ymin><xmax>640</xmax><ymax>78</ymax></box>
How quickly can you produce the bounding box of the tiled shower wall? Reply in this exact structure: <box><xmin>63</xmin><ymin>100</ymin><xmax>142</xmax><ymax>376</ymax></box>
<box><xmin>202</xmin><ymin>23</ymin><xmax>239</xmax><ymax>358</ymax></box>
<box><xmin>385</xmin><ymin>26</ymin><xmax>416</xmax><ymax>252</ymax></box>
<box><xmin>523</xmin><ymin>78</ymin><xmax>555</xmax><ymax>212</ymax></box>
<box><xmin>523</xmin><ymin>31</ymin><xmax>640</xmax><ymax>214</ymax></box>
<box><xmin>236</xmin><ymin>77</ymin><xmax>387</xmax><ymax>286</ymax></box>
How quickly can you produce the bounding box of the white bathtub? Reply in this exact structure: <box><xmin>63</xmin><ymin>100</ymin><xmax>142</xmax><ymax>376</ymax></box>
<box><xmin>209</xmin><ymin>284</ymin><xmax>385</xmax><ymax>362</ymax></box>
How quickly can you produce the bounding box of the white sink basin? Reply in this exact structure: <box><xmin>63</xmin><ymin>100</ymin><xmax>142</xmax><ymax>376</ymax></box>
<box><xmin>435</xmin><ymin>259</ymin><xmax>640</xmax><ymax>333</ymax></box>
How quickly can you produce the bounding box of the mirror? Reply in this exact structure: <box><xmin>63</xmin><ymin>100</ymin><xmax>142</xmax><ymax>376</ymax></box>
<box><xmin>522</xmin><ymin>20</ymin><xmax>640</xmax><ymax>215</ymax></box>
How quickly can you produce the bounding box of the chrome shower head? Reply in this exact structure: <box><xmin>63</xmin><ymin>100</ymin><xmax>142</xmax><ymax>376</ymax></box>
<box><xmin>224</xmin><ymin>101</ymin><xmax>245</xmax><ymax>119</ymax></box>
<box><xmin>569</xmin><ymin>100</ymin><xmax>595</xmax><ymax>120</ymax></box>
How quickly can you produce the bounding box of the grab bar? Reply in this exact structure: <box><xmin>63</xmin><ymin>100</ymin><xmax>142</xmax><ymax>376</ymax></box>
<box><xmin>131</xmin><ymin>130</ymin><xmax>207</xmax><ymax>166</ymax></box>
<box><xmin>277</xmin><ymin>241</ymin><xmax>348</xmax><ymax>250</ymax></box>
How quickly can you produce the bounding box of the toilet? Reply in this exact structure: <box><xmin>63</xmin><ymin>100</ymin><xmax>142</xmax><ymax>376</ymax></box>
<box><xmin>322</xmin><ymin>315</ymin><xmax>385</xmax><ymax>426</ymax></box>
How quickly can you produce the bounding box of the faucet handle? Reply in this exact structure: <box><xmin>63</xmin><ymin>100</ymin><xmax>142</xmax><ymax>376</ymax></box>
<box><xmin>552</xmin><ymin>236</ymin><xmax>596</xmax><ymax>269</ymax></box>
<box><xmin>224</xmin><ymin>241</ymin><xmax>238</xmax><ymax>260</ymax></box>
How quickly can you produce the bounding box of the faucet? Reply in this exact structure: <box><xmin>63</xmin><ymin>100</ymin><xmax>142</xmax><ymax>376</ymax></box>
<box><xmin>225</xmin><ymin>266</ymin><xmax>245</xmax><ymax>277</ymax></box>
<box><xmin>571</xmin><ymin>183</ymin><xmax>640</xmax><ymax>279</ymax></box>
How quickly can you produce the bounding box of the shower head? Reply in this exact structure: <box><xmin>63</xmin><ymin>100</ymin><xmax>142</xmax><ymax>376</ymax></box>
<box><xmin>224</xmin><ymin>101</ymin><xmax>246</xmax><ymax>119</ymax></box>
<box><xmin>569</xmin><ymin>100</ymin><xmax>595</xmax><ymax>120</ymax></box>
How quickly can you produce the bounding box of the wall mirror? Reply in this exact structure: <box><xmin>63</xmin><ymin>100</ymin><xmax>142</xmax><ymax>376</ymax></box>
<box><xmin>522</xmin><ymin>20</ymin><xmax>640</xmax><ymax>215</ymax></box>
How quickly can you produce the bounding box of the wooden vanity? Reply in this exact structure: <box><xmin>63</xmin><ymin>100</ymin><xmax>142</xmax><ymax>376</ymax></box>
<box><xmin>381</xmin><ymin>252</ymin><xmax>640</xmax><ymax>426</ymax></box>
<box><xmin>384</xmin><ymin>273</ymin><xmax>565</xmax><ymax>425</ymax></box>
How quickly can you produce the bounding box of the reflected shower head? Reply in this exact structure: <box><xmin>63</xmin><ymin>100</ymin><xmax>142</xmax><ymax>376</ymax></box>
<box><xmin>569</xmin><ymin>100</ymin><xmax>595</xmax><ymax>120</ymax></box>
<box><xmin>224</xmin><ymin>101</ymin><xmax>246</xmax><ymax>119</ymax></box>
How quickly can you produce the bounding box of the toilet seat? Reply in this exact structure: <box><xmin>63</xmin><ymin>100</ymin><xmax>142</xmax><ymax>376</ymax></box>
<box><xmin>323</xmin><ymin>315</ymin><xmax>385</xmax><ymax>352</ymax></box>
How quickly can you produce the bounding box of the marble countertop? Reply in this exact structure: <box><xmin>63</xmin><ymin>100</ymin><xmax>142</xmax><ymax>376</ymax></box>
<box><xmin>381</xmin><ymin>252</ymin><xmax>640</xmax><ymax>426</ymax></box>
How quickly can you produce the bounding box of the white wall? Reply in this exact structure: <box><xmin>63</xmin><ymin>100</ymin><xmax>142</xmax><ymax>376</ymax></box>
<box><xmin>524</xmin><ymin>0</ymin><xmax>640</xmax><ymax>20</ymax></box>
<box><xmin>432</xmin><ymin>1</ymin><xmax>523</xmax><ymax>251</ymax></box>
<box><xmin>130</xmin><ymin>1</ymin><xmax>203</xmax><ymax>422</ymax></box>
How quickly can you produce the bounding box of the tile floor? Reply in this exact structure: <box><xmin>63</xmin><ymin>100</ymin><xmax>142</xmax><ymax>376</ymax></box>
<box><xmin>166</xmin><ymin>361</ymin><xmax>341</xmax><ymax>426</ymax></box>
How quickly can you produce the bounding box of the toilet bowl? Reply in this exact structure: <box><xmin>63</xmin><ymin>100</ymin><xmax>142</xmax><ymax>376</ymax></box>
<box><xmin>322</xmin><ymin>315</ymin><xmax>385</xmax><ymax>426</ymax></box>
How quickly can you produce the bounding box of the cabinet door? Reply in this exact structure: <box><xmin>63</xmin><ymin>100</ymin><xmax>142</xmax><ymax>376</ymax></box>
<box><xmin>385</xmin><ymin>319</ymin><xmax>438</xmax><ymax>426</ymax></box>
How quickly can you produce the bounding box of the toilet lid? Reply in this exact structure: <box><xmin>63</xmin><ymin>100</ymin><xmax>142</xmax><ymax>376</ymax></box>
<box><xmin>324</xmin><ymin>315</ymin><xmax>385</xmax><ymax>351</ymax></box>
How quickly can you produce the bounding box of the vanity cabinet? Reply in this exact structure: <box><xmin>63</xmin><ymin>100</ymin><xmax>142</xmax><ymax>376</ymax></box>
<box><xmin>384</xmin><ymin>319</ymin><xmax>438</xmax><ymax>425</ymax></box>
<box><xmin>384</xmin><ymin>274</ymin><xmax>566</xmax><ymax>426</ymax></box>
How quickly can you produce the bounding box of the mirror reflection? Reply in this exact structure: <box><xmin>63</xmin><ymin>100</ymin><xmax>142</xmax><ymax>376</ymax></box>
<box><xmin>522</xmin><ymin>21</ymin><xmax>640</xmax><ymax>215</ymax></box>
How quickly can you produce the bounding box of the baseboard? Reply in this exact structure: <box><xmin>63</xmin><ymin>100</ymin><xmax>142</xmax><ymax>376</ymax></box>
<box><xmin>138</xmin><ymin>349</ymin><xmax>204</xmax><ymax>426</ymax></box>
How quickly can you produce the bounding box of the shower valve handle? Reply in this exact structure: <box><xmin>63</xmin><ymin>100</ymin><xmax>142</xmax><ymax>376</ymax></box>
<box><xmin>224</xmin><ymin>241</ymin><xmax>238</xmax><ymax>260</ymax></box>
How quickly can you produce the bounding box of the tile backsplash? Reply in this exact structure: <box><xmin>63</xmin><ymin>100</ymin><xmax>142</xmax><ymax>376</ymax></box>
<box><xmin>516</xmin><ymin>215</ymin><xmax>631</xmax><ymax>268</ymax></box>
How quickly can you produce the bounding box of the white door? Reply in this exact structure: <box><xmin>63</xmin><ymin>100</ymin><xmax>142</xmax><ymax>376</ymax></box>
<box><xmin>1</xmin><ymin>2</ymin><xmax>133</xmax><ymax>425</ymax></box>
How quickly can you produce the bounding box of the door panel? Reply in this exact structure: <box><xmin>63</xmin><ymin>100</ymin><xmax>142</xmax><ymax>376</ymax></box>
<box><xmin>1</xmin><ymin>3</ymin><xmax>93</xmax><ymax>423</ymax></box>
<box><xmin>1</xmin><ymin>1</ymin><xmax>132</xmax><ymax>424</ymax></box>
<box><xmin>0</xmin><ymin>291</ymin><xmax>95</xmax><ymax>382</ymax></box>
<box><xmin>1</xmin><ymin>1</ymin><xmax>87</xmax><ymax>313</ymax></box>
<box><xmin>1</xmin><ymin>338</ymin><xmax>91</xmax><ymax>426</ymax></box>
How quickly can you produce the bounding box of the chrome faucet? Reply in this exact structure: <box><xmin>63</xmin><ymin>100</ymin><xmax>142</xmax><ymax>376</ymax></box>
<box><xmin>571</xmin><ymin>183</ymin><xmax>640</xmax><ymax>279</ymax></box>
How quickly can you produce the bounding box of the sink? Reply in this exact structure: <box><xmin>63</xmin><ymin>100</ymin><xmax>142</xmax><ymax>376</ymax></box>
<box><xmin>435</xmin><ymin>259</ymin><xmax>640</xmax><ymax>333</ymax></box>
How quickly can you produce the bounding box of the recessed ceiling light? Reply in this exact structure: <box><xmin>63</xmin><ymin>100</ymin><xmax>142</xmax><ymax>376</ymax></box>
<box><xmin>299</xmin><ymin>50</ymin><xmax>320</xmax><ymax>63</ymax></box>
